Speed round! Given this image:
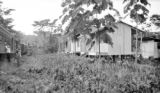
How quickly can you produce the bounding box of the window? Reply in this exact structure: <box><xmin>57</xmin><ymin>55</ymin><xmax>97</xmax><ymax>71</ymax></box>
<box><xmin>131</xmin><ymin>28</ymin><xmax>141</xmax><ymax>52</ymax></box>
<box><xmin>131</xmin><ymin>29</ymin><xmax>136</xmax><ymax>52</ymax></box>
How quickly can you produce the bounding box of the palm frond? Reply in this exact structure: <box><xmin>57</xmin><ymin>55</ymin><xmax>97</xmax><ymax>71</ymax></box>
<box><xmin>51</xmin><ymin>19</ymin><xmax>58</xmax><ymax>25</ymax></box>
<box><xmin>63</xmin><ymin>7</ymin><xmax>69</xmax><ymax>15</ymax></box>
<box><xmin>61</xmin><ymin>0</ymin><xmax>72</xmax><ymax>7</ymax></box>
<box><xmin>73</xmin><ymin>0</ymin><xmax>83</xmax><ymax>9</ymax></box>
<box><xmin>87</xmin><ymin>40</ymin><xmax>95</xmax><ymax>51</ymax></box>
<box><xmin>110</xmin><ymin>8</ymin><xmax>120</xmax><ymax>16</ymax></box>
<box><xmin>4</xmin><ymin>9</ymin><xmax>15</xmax><ymax>15</ymax></box>
<box><xmin>86</xmin><ymin>28</ymin><xmax>113</xmax><ymax>50</ymax></box>
<box><xmin>62</xmin><ymin>15</ymin><xmax>70</xmax><ymax>25</ymax></box>
<box><xmin>100</xmin><ymin>33</ymin><xmax>113</xmax><ymax>45</ymax></box>
<box><xmin>124</xmin><ymin>0</ymin><xmax>137</xmax><ymax>13</ymax></box>
<box><xmin>140</xmin><ymin>0</ymin><xmax>150</xmax><ymax>5</ymax></box>
<box><xmin>86</xmin><ymin>36</ymin><xmax>93</xmax><ymax>45</ymax></box>
<box><xmin>123</xmin><ymin>0</ymin><xmax>129</xmax><ymax>3</ymax></box>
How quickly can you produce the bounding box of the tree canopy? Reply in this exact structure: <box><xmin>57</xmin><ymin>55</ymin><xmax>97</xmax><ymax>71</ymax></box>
<box><xmin>33</xmin><ymin>19</ymin><xmax>62</xmax><ymax>35</ymax></box>
<box><xmin>32</xmin><ymin>19</ymin><xmax>62</xmax><ymax>53</ymax></box>
<box><xmin>123</xmin><ymin>0</ymin><xmax>150</xmax><ymax>24</ymax></box>
<box><xmin>150</xmin><ymin>14</ymin><xmax>160</xmax><ymax>27</ymax></box>
<box><xmin>60</xmin><ymin>0</ymin><xmax>120</xmax><ymax>50</ymax></box>
<box><xmin>0</xmin><ymin>1</ymin><xmax>15</xmax><ymax>30</ymax></box>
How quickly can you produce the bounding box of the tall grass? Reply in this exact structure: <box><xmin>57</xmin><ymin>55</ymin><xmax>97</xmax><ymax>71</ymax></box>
<box><xmin>0</xmin><ymin>54</ymin><xmax>159</xmax><ymax>93</ymax></box>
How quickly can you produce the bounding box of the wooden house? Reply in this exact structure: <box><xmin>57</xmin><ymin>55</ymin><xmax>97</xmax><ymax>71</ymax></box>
<box><xmin>64</xmin><ymin>21</ymin><xmax>160</xmax><ymax>58</ymax></box>
<box><xmin>0</xmin><ymin>25</ymin><xmax>16</xmax><ymax>54</ymax></box>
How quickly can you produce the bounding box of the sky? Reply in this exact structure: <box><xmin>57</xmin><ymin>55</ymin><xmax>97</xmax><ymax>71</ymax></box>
<box><xmin>2</xmin><ymin>0</ymin><xmax>63</xmax><ymax>35</ymax></box>
<box><xmin>1</xmin><ymin>0</ymin><xmax>160</xmax><ymax>35</ymax></box>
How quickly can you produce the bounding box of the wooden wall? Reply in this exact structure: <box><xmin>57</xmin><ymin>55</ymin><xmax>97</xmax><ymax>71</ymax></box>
<box><xmin>87</xmin><ymin>22</ymin><xmax>132</xmax><ymax>55</ymax></box>
<box><xmin>141</xmin><ymin>41</ymin><xmax>160</xmax><ymax>58</ymax></box>
<box><xmin>65</xmin><ymin>22</ymin><xmax>136</xmax><ymax>55</ymax></box>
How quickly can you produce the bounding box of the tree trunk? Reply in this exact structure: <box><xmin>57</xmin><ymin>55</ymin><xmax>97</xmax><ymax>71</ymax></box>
<box><xmin>75</xmin><ymin>40</ymin><xmax>76</xmax><ymax>54</ymax></box>
<box><xmin>135</xmin><ymin>14</ymin><xmax>138</xmax><ymax>63</ymax></box>
<box><xmin>135</xmin><ymin>29</ymin><xmax>138</xmax><ymax>63</ymax></box>
<box><xmin>98</xmin><ymin>28</ymin><xmax>101</xmax><ymax>59</ymax></box>
<box><xmin>74</xmin><ymin>31</ymin><xmax>76</xmax><ymax>55</ymax></box>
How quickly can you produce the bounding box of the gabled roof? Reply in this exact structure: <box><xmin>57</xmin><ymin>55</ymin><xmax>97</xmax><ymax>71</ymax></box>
<box><xmin>118</xmin><ymin>21</ymin><xmax>144</xmax><ymax>32</ymax></box>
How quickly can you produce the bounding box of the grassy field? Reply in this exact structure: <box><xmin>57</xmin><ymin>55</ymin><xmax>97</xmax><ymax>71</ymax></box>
<box><xmin>0</xmin><ymin>54</ymin><xmax>160</xmax><ymax>93</ymax></box>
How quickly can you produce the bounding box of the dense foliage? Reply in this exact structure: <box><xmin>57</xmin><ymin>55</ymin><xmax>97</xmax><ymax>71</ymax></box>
<box><xmin>123</xmin><ymin>0</ymin><xmax>150</xmax><ymax>24</ymax></box>
<box><xmin>150</xmin><ymin>14</ymin><xmax>160</xmax><ymax>27</ymax></box>
<box><xmin>0</xmin><ymin>54</ymin><xmax>160</xmax><ymax>93</ymax></box>
<box><xmin>0</xmin><ymin>1</ymin><xmax>15</xmax><ymax>30</ymax></box>
<box><xmin>60</xmin><ymin>0</ymin><xmax>119</xmax><ymax>50</ymax></box>
<box><xmin>32</xmin><ymin>19</ymin><xmax>62</xmax><ymax>53</ymax></box>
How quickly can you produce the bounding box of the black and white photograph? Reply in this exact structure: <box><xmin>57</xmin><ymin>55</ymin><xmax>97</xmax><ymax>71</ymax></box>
<box><xmin>0</xmin><ymin>0</ymin><xmax>160</xmax><ymax>93</ymax></box>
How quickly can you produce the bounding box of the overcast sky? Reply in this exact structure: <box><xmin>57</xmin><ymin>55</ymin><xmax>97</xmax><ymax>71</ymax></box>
<box><xmin>1</xmin><ymin>0</ymin><xmax>160</xmax><ymax>35</ymax></box>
